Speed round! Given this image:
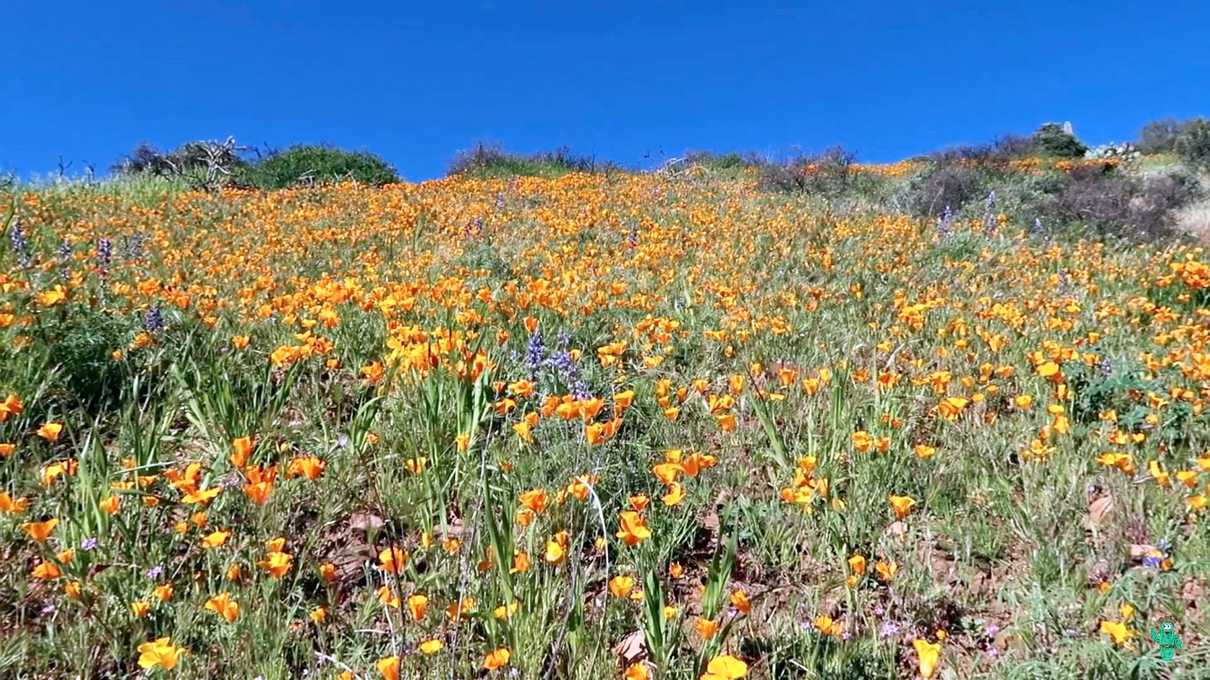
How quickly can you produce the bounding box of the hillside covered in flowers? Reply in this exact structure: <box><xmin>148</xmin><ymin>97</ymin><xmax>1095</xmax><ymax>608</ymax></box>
<box><xmin>1</xmin><ymin>166</ymin><xmax>1208</xmax><ymax>678</ymax></box>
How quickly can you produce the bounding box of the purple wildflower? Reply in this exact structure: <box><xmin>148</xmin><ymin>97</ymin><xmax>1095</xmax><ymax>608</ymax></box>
<box><xmin>526</xmin><ymin>330</ymin><xmax>546</xmax><ymax>379</ymax></box>
<box><xmin>9</xmin><ymin>218</ymin><xmax>31</xmax><ymax>268</ymax></box>
<box><xmin>143</xmin><ymin>303</ymin><xmax>164</xmax><ymax>333</ymax></box>
<box><xmin>80</xmin><ymin>537</ymin><xmax>98</xmax><ymax>551</ymax></box>
<box><xmin>983</xmin><ymin>191</ymin><xmax>998</xmax><ymax>235</ymax></box>
<box><xmin>125</xmin><ymin>233</ymin><xmax>146</xmax><ymax>260</ymax></box>
<box><xmin>548</xmin><ymin>331</ymin><xmax>590</xmax><ymax>399</ymax></box>
<box><xmin>937</xmin><ymin>206</ymin><xmax>954</xmax><ymax>237</ymax></box>
<box><xmin>96</xmin><ymin>238</ymin><xmax>112</xmax><ymax>277</ymax></box>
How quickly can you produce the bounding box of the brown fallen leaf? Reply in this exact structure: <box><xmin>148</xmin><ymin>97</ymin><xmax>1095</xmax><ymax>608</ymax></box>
<box><xmin>1129</xmin><ymin>544</ymin><xmax>1158</xmax><ymax>560</ymax></box>
<box><xmin>1087</xmin><ymin>495</ymin><xmax>1114</xmax><ymax>526</ymax></box>
<box><xmin>349</xmin><ymin>512</ymin><xmax>385</xmax><ymax>533</ymax></box>
<box><xmin>613</xmin><ymin>629</ymin><xmax>646</xmax><ymax>665</ymax></box>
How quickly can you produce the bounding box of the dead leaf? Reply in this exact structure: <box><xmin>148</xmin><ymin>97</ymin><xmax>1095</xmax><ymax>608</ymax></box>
<box><xmin>1129</xmin><ymin>544</ymin><xmax>1157</xmax><ymax>560</ymax></box>
<box><xmin>1087</xmin><ymin>495</ymin><xmax>1114</xmax><ymax>526</ymax></box>
<box><xmin>613</xmin><ymin>629</ymin><xmax>646</xmax><ymax>664</ymax></box>
<box><xmin>885</xmin><ymin>521</ymin><xmax>908</xmax><ymax>537</ymax></box>
<box><xmin>350</xmin><ymin>512</ymin><xmax>385</xmax><ymax>533</ymax></box>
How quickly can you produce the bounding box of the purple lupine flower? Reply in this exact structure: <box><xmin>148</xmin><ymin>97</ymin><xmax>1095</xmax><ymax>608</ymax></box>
<box><xmin>96</xmin><ymin>238</ymin><xmax>112</xmax><ymax>276</ymax></box>
<box><xmin>526</xmin><ymin>330</ymin><xmax>546</xmax><ymax>379</ymax></box>
<box><xmin>1143</xmin><ymin>540</ymin><xmax>1171</xmax><ymax>568</ymax></box>
<box><xmin>9</xmin><ymin>218</ymin><xmax>31</xmax><ymax>268</ymax></box>
<box><xmin>548</xmin><ymin>331</ymin><xmax>590</xmax><ymax>399</ymax></box>
<box><xmin>125</xmin><ymin>233</ymin><xmax>146</xmax><ymax>260</ymax></box>
<box><xmin>937</xmin><ymin>205</ymin><xmax>953</xmax><ymax>237</ymax></box>
<box><xmin>143</xmin><ymin>303</ymin><xmax>164</xmax><ymax>333</ymax></box>
<box><xmin>57</xmin><ymin>240</ymin><xmax>72</xmax><ymax>281</ymax></box>
<box><xmin>982</xmin><ymin>191</ymin><xmax>997</xmax><ymax>235</ymax></box>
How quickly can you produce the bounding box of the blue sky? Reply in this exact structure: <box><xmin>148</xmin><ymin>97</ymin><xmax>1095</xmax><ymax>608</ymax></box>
<box><xmin>3</xmin><ymin>1</ymin><xmax>1208</xmax><ymax>180</ymax></box>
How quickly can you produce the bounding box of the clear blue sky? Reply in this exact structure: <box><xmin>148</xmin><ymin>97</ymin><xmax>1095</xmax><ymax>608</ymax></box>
<box><xmin>3</xmin><ymin>1</ymin><xmax>1208</xmax><ymax>180</ymax></box>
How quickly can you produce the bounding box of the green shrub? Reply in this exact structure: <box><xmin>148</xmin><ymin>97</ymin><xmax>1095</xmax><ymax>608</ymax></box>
<box><xmin>31</xmin><ymin>305</ymin><xmax>134</xmax><ymax>410</ymax></box>
<box><xmin>1032</xmin><ymin>123</ymin><xmax>1088</xmax><ymax>158</ymax></box>
<box><xmin>1137</xmin><ymin>118</ymin><xmax>1183</xmax><ymax>154</ymax></box>
<box><xmin>447</xmin><ymin>144</ymin><xmax>619</xmax><ymax>178</ymax></box>
<box><xmin>1174</xmin><ymin>118</ymin><xmax>1210</xmax><ymax>169</ymax></box>
<box><xmin>238</xmin><ymin>145</ymin><xmax>399</xmax><ymax>189</ymax></box>
<box><xmin>682</xmin><ymin>151</ymin><xmax>762</xmax><ymax>172</ymax></box>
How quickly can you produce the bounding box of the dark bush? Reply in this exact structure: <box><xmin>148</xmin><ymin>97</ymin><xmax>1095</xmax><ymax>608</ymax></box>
<box><xmin>112</xmin><ymin>139</ymin><xmax>247</xmax><ymax>177</ymax></box>
<box><xmin>1043</xmin><ymin>166</ymin><xmax>1198</xmax><ymax>238</ymax></box>
<box><xmin>1174</xmin><ymin>118</ymin><xmax>1210</xmax><ymax>169</ymax></box>
<box><xmin>906</xmin><ymin>162</ymin><xmax>991</xmax><ymax>217</ymax></box>
<box><xmin>112</xmin><ymin>138</ymin><xmax>250</xmax><ymax>190</ymax></box>
<box><xmin>1032</xmin><ymin>123</ymin><xmax>1088</xmax><ymax>158</ymax></box>
<box><xmin>112</xmin><ymin>144</ymin><xmax>178</xmax><ymax>175</ymax></box>
<box><xmin>448</xmin><ymin>144</ymin><xmax>618</xmax><ymax>178</ymax></box>
<box><xmin>930</xmin><ymin>135</ymin><xmax>1034</xmax><ymax>165</ymax></box>
<box><xmin>757</xmin><ymin>147</ymin><xmax>856</xmax><ymax>195</ymax></box>
<box><xmin>237</xmin><ymin>145</ymin><xmax>399</xmax><ymax>189</ymax></box>
<box><xmin>1137</xmin><ymin>118</ymin><xmax>1183</xmax><ymax>154</ymax></box>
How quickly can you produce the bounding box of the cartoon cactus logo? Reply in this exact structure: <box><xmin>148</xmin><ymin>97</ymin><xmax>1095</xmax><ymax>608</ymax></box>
<box><xmin>1150</xmin><ymin>622</ymin><xmax>1181</xmax><ymax>661</ymax></box>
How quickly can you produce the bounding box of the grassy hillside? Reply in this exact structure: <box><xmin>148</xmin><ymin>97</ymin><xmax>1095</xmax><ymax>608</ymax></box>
<box><xmin>0</xmin><ymin>166</ymin><xmax>1207</xmax><ymax>678</ymax></box>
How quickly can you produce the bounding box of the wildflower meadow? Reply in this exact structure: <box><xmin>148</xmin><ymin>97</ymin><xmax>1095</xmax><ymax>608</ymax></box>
<box><xmin>0</xmin><ymin>157</ymin><xmax>1207</xmax><ymax>678</ymax></box>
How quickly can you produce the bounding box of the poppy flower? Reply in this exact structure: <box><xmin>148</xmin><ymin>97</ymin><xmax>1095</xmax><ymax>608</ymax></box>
<box><xmin>31</xmin><ymin>561</ymin><xmax>61</xmax><ymax>580</ymax></box>
<box><xmin>137</xmin><ymin>637</ymin><xmax>185</xmax><ymax>670</ymax></box>
<box><xmin>912</xmin><ymin>638</ymin><xmax>941</xmax><ymax>678</ymax></box>
<box><xmin>377</xmin><ymin>655</ymin><xmax>400</xmax><ymax>680</ymax></box>
<box><xmin>23</xmin><ymin>518</ymin><xmax>58</xmax><ymax>543</ymax></box>
<box><xmin>201</xmin><ymin>530</ymin><xmax>230</xmax><ymax>549</ymax></box>
<box><xmin>258</xmin><ymin>550</ymin><xmax>293</xmax><ymax>577</ymax></box>
<box><xmin>37</xmin><ymin>422</ymin><xmax>63</xmax><ymax>443</ymax></box>
<box><xmin>483</xmin><ymin>647</ymin><xmax>511</xmax><ymax>670</ymax></box>
<box><xmin>888</xmin><ymin>494</ymin><xmax>917</xmax><ymax>519</ymax></box>
<box><xmin>615</xmin><ymin>511</ymin><xmax>651</xmax><ymax>546</ymax></box>
<box><xmin>0</xmin><ymin>492</ymin><xmax>30</xmax><ymax>514</ymax></box>
<box><xmin>609</xmin><ymin>575</ymin><xmax>635</xmax><ymax>598</ymax></box>
<box><xmin>407</xmin><ymin>594</ymin><xmax>428</xmax><ymax>621</ymax></box>
<box><xmin>378</xmin><ymin>546</ymin><xmax>407</xmax><ymax>574</ymax></box>
<box><xmin>700</xmin><ymin>654</ymin><xmax>747</xmax><ymax>680</ymax></box>
<box><xmin>730</xmin><ymin>589</ymin><xmax>751</xmax><ymax>614</ymax></box>
<box><xmin>204</xmin><ymin>592</ymin><xmax>240</xmax><ymax>622</ymax></box>
<box><xmin>286</xmin><ymin>455</ymin><xmax>325</xmax><ymax>480</ymax></box>
<box><xmin>418</xmin><ymin>639</ymin><xmax>444</xmax><ymax>655</ymax></box>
